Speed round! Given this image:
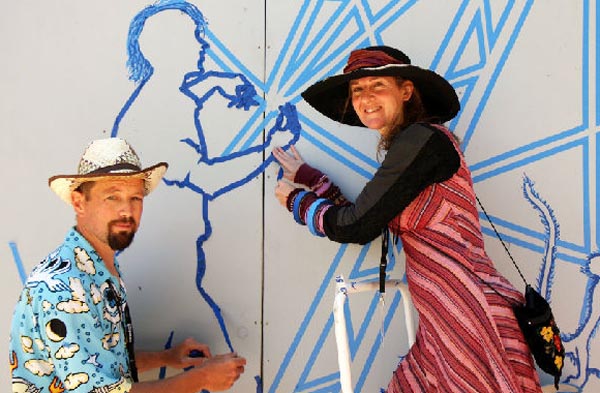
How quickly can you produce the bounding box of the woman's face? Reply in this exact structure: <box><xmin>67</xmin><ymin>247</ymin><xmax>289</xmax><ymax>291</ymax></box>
<box><xmin>350</xmin><ymin>76</ymin><xmax>413</xmax><ymax>135</ymax></box>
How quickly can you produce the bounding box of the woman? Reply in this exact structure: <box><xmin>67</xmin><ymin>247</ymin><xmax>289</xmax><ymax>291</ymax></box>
<box><xmin>272</xmin><ymin>46</ymin><xmax>542</xmax><ymax>392</ymax></box>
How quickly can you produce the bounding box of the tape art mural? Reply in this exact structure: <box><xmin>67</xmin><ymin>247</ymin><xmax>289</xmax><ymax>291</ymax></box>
<box><xmin>5</xmin><ymin>0</ymin><xmax>599</xmax><ymax>392</ymax></box>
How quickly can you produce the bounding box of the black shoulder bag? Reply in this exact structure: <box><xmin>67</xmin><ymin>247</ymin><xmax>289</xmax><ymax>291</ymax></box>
<box><xmin>476</xmin><ymin>196</ymin><xmax>565</xmax><ymax>389</ymax></box>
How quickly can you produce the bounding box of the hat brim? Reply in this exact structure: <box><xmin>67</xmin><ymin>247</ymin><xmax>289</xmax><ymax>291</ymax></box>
<box><xmin>301</xmin><ymin>64</ymin><xmax>460</xmax><ymax>126</ymax></box>
<box><xmin>49</xmin><ymin>162</ymin><xmax>168</xmax><ymax>205</ymax></box>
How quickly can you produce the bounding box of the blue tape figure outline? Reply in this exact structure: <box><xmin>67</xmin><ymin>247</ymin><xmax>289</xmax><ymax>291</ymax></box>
<box><xmin>111</xmin><ymin>2</ymin><xmax>300</xmax><ymax>391</ymax></box>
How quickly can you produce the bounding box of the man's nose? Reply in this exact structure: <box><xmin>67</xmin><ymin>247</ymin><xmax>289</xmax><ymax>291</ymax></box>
<box><xmin>118</xmin><ymin>202</ymin><xmax>134</xmax><ymax>218</ymax></box>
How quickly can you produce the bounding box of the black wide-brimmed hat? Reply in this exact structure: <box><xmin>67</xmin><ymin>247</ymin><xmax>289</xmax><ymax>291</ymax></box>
<box><xmin>301</xmin><ymin>46</ymin><xmax>460</xmax><ymax>127</ymax></box>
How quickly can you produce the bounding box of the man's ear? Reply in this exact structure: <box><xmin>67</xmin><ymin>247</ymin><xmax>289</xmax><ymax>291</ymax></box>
<box><xmin>71</xmin><ymin>190</ymin><xmax>85</xmax><ymax>215</ymax></box>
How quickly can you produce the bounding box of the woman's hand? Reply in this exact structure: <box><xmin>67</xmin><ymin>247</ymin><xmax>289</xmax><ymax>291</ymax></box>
<box><xmin>275</xmin><ymin>180</ymin><xmax>296</xmax><ymax>207</ymax></box>
<box><xmin>272</xmin><ymin>145</ymin><xmax>304</xmax><ymax>182</ymax></box>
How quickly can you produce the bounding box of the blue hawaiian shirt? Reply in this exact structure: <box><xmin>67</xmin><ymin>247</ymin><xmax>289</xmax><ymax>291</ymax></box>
<box><xmin>9</xmin><ymin>228</ymin><xmax>134</xmax><ymax>392</ymax></box>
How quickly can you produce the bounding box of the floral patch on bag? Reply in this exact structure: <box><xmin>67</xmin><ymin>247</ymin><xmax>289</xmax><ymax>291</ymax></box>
<box><xmin>513</xmin><ymin>285</ymin><xmax>564</xmax><ymax>389</ymax></box>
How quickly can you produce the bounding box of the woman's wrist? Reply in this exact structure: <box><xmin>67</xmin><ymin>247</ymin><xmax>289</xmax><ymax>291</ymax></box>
<box><xmin>286</xmin><ymin>188</ymin><xmax>304</xmax><ymax>212</ymax></box>
<box><xmin>294</xmin><ymin>163</ymin><xmax>324</xmax><ymax>187</ymax></box>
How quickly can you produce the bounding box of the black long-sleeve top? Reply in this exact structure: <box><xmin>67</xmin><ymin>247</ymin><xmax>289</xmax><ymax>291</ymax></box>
<box><xmin>288</xmin><ymin>123</ymin><xmax>461</xmax><ymax>244</ymax></box>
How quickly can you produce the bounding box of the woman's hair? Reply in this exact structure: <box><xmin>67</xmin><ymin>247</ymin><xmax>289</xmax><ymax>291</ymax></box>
<box><xmin>377</xmin><ymin>77</ymin><xmax>434</xmax><ymax>151</ymax></box>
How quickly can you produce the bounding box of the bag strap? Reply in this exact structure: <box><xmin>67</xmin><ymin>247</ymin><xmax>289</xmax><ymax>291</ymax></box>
<box><xmin>379</xmin><ymin>227</ymin><xmax>389</xmax><ymax>293</ymax></box>
<box><xmin>475</xmin><ymin>195</ymin><xmax>529</xmax><ymax>287</ymax></box>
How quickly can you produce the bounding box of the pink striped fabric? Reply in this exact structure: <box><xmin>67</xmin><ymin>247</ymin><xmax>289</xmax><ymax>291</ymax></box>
<box><xmin>386</xmin><ymin>126</ymin><xmax>542</xmax><ymax>392</ymax></box>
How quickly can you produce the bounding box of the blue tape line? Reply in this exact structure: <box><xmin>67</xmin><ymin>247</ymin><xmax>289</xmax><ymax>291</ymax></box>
<box><xmin>306</xmin><ymin>199</ymin><xmax>328</xmax><ymax>237</ymax></box>
<box><xmin>293</xmin><ymin>191</ymin><xmax>309</xmax><ymax>225</ymax></box>
<box><xmin>9</xmin><ymin>242</ymin><xmax>27</xmax><ymax>284</ymax></box>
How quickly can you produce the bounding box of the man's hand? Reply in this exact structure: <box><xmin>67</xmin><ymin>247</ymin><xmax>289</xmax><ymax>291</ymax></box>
<box><xmin>130</xmin><ymin>351</ymin><xmax>246</xmax><ymax>393</ymax></box>
<box><xmin>192</xmin><ymin>353</ymin><xmax>246</xmax><ymax>391</ymax></box>
<box><xmin>166</xmin><ymin>337</ymin><xmax>212</xmax><ymax>369</ymax></box>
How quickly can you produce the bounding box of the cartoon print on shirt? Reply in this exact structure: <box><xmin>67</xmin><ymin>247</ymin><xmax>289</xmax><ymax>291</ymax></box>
<box><xmin>10</xmin><ymin>231</ymin><xmax>134</xmax><ymax>392</ymax></box>
<box><xmin>89</xmin><ymin>365</ymin><xmax>130</xmax><ymax>393</ymax></box>
<box><xmin>12</xmin><ymin>377</ymin><xmax>42</xmax><ymax>393</ymax></box>
<box><xmin>45</xmin><ymin>319</ymin><xmax>67</xmax><ymax>342</ymax></box>
<box><xmin>33</xmin><ymin>247</ymin><xmax>113</xmax><ymax>388</ymax></box>
<box><xmin>90</xmin><ymin>283</ymin><xmax>103</xmax><ymax>306</ymax></box>
<box><xmin>74</xmin><ymin>247</ymin><xmax>96</xmax><ymax>275</ymax></box>
<box><xmin>26</xmin><ymin>249</ymin><xmax>71</xmax><ymax>292</ymax></box>
<box><xmin>20</xmin><ymin>336</ymin><xmax>35</xmax><ymax>354</ymax></box>
<box><xmin>10</xmin><ymin>351</ymin><xmax>42</xmax><ymax>393</ymax></box>
<box><xmin>85</xmin><ymin>352</ymin><xmax>102</xmax><ymax>369</ymax></box>
<box><xmin>56</xmin><ymin>278</ymin><xmax>90</xmax><ymax>314</ymax></box>
<box><xmin>55</xmin><ymin>343</ymin><xmax>80</xmax><ymax>360</ymax></box>
<box><xmin>18</xmin><ymin>335</ymin><xmax>53</xmax><ymax>382</ymax></box>
<box><xmin>24</xmin><ymin>358</ymin><xmax>53</xmax><ymax>377</ymax></box>
<box><xmin>24</xmin><ymin>289</ymin><xmax>33</xmax><ymax>306</ymax></box>
<box><xmin>48</xmin><ymin>376</ymin><xmax>65</xmax><ymax>393</ymax></box>
<box><xmin>63</xmin><ymin>372</ymin><xmax>89</xmax><ymax>390</ymax></box>
<box><xmin>101</xmin><ymin>331</ymin><xmax>121</xmax><ymax>351</ymax></box>
<box><xmin>100</xmin><ymin>280</ymin><xmax>123</xmax><ymax>350</ymax></box>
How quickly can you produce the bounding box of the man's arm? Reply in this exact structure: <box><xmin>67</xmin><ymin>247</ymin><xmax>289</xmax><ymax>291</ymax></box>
<box><xmin>135</xmin><ymin>338</ymin><xmax>211</xmax><ymax>372</ymax></box>
<box><xmin>130</xmin><ymin>353</ymin><xmax>246</xmax><ymax>393</ymax></box>
<box><xmin>131</xmin><ymin>338</ymin><xmax>246</xmax><ymax>392</ymax></box>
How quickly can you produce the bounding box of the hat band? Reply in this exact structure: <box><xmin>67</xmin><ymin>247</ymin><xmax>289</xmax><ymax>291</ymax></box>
<box><xmin>344</xmin><ymin>49</ymin><xmax>405</xmax><ymax>73</ymax></box>
<box><xmin>86</xmin><ymin>163</ymin><xmax>142</xmax><ymax>175</ymax></box>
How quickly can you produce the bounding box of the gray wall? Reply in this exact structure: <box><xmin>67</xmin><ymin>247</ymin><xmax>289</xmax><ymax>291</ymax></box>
<box><xmin>1</xmin><ymin>1</ymin><xmax>597</xmax><ymax>392</ymax></box>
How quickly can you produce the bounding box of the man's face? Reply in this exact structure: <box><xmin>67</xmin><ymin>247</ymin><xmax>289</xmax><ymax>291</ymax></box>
<box><xmin>73</xmin><ymin>178</ymin><xmax>145</xmax><ymax>252</ymax></box>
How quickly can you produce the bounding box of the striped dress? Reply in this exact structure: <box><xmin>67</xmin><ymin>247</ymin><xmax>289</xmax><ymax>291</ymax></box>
<box><xmin>385</xmin><ymin>126</ymin><xmax>542</xmax><ymax>392</ymax></box>
<box><xmin>287</xmin><ymin>123</ymin><xmax>542</xmax><ymax>392</ymax></box>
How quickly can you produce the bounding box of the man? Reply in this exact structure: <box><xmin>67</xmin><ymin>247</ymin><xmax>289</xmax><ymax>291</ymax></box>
<box><xmin>9</xmin><ymin>137</ymin><xmax>246</xmax><ymax>392</ymax></box>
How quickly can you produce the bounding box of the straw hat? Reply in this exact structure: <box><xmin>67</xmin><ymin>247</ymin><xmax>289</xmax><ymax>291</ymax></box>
<box><xmin>301</xmin><ymin>45</ymin><xmax>460</xmax><ymax>126</ymax></box>
<box><xmin>49</xmin><ymin>138</ymin><xmax>168</xmax><ymax>204</ymax></box>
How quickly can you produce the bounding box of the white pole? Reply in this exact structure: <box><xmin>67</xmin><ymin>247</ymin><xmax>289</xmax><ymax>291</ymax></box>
<box><xmin>334</xmin><ymin>275</ymin><xmax>354</xmax><ymax>393</ymax></box>
<box><xmin>333</xmin><ymin>276</ymin><xmax>416</xmax><ymax>393</ymax></box>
